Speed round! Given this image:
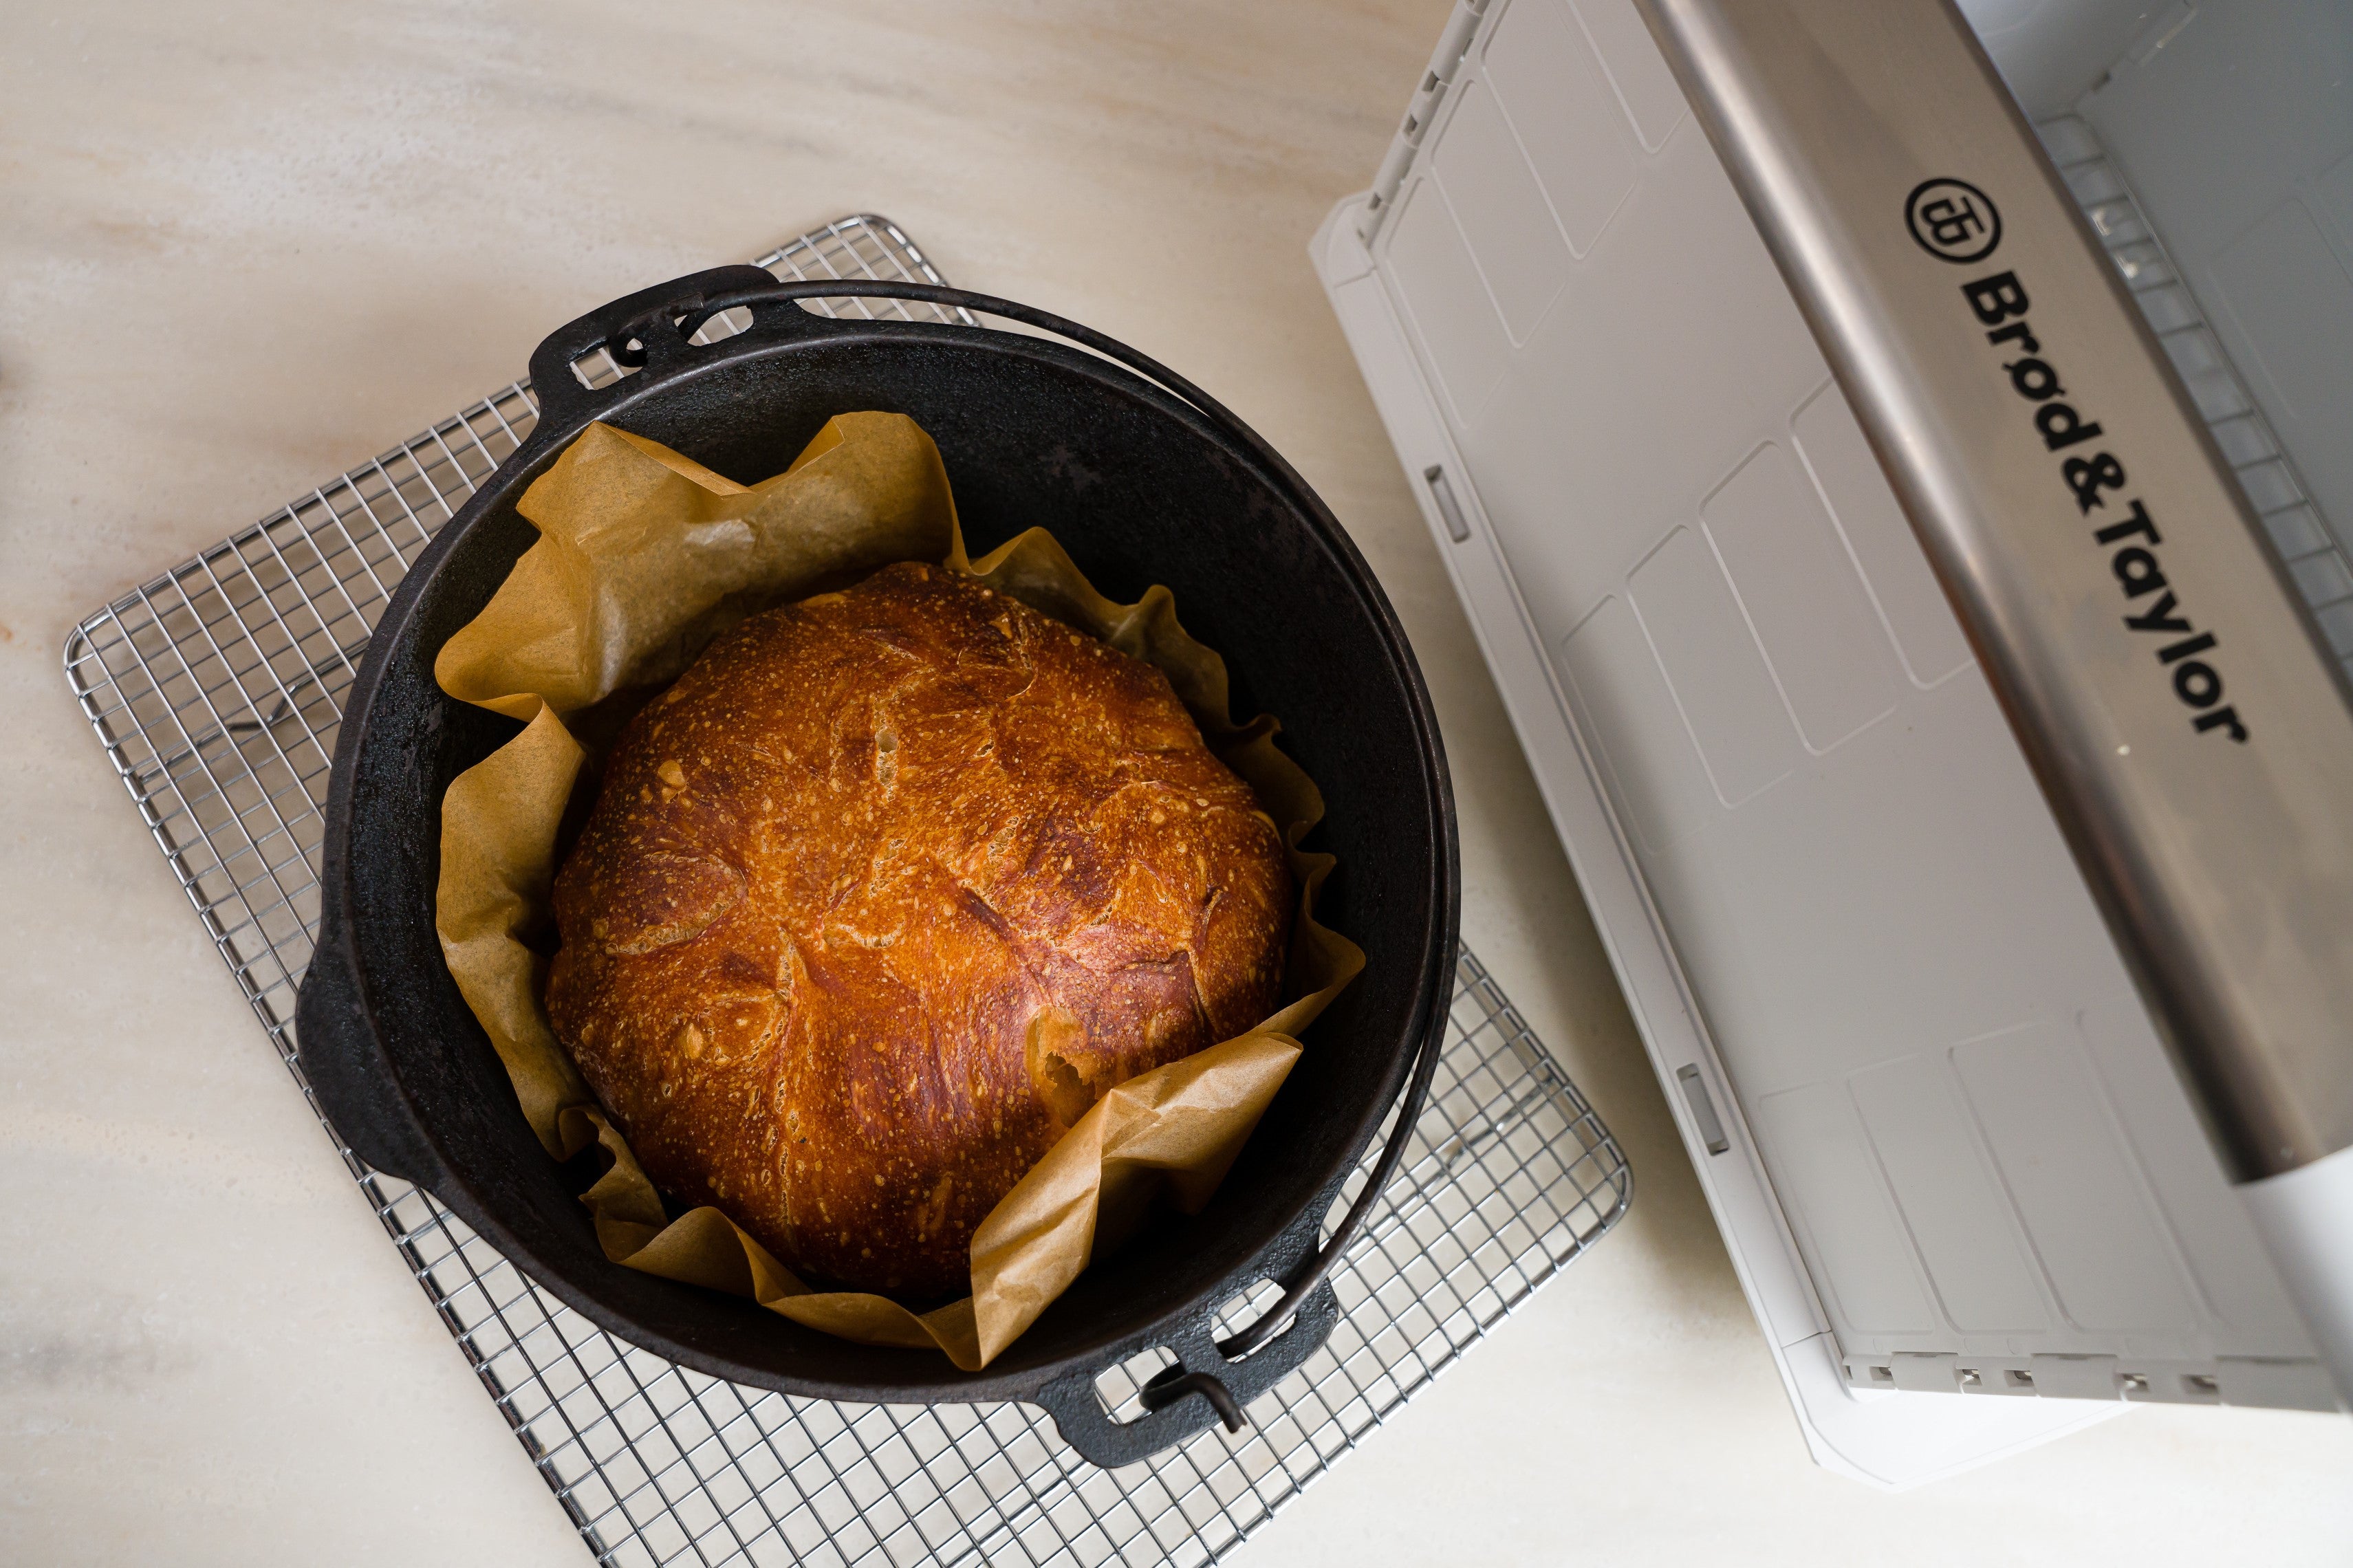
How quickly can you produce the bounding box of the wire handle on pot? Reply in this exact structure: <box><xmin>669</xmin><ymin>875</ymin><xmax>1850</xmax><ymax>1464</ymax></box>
<box><xmin>661</xmin><ymin>280</ymin><xmax>1313</xmax><ymax>541</ymax></box>
<box><xmin>679</xmin><ymin>277</ymin><xmax>1455</xmax><ymax>1366</ymax></box>
<box><xmin>1217</xmin><ymin>1004</ymin><xmax>1446</xmax><ymax>1359</ymax></box>
<box><xmin>1028</xmin><ymin>1004</ymin><xmax>1444</xmax><ymax>1468</ymax></box>
<box><xmin>518</xmin><ymin>270</ymin><xmax>1456</xmax><ymax>1458</ymax></box>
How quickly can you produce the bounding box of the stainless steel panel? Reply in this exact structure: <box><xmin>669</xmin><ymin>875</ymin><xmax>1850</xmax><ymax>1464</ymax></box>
<box><xmin>1631</xmin><ymin>0</ymin><xmax>2353</xmax><ymax>1186</ymax></box>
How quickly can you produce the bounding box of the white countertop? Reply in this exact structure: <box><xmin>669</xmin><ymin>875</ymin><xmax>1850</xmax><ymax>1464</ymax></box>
<box><xmin>4</xmin><ymin>3</ymin><xmax>2348</xmax><ymax>1562</ymax></box>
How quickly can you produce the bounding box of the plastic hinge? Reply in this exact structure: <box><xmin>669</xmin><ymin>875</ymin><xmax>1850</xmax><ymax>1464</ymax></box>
<box><xmin>1841</xmin><ymin>1351</ymin><xmax>2339</xmax><ymax>1409</ymax></box>
<box><xmin>1357</xmin><ymin>0</ymin><xmax>1492</xmax><ymax>245</ymax></box>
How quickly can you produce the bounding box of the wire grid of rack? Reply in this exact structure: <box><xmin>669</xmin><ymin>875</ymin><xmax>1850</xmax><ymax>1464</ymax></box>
<box><xmin>61</xmin><ymin>215</ymin><xmax>1631</xmax><ymax>1567</ymax></box>
<box><xmin>2039</xmin><ymin>114</ymin><xmax>2353</xmax><ymax>683</ymax></box>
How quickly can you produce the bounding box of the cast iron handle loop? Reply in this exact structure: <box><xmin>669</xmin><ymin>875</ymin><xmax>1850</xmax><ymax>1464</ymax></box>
<box><xmin>523</xmin><ymin>264</ymin><xmax>780</xmax><ymax>433</ymax></box>
<box><xmin>1031</xmin><ymin>1275</ymin><xmax>1341</xmax><ymax>1466</ymax></box>
<box><xmin>1032</xmin><ymin>1009</ymin><xmax>1442</xmax><ymax>1469</ymax></box>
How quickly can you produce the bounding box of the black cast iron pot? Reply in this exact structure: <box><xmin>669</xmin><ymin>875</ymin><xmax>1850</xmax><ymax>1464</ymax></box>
<box><xmin>295</xmin><ymin>266</ymin><xmax>1459</xmax><ymax>1467</ymax></box>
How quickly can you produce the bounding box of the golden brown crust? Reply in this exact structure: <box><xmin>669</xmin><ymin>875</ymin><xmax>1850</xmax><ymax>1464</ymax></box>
<box><xmin>545</xmin><ymin>562</ymin><xmax>1290</xmax><ymax>1298</ymax></box>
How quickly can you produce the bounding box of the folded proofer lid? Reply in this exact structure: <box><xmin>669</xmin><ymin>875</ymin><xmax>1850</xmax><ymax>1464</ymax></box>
<box><xmin>1312</xmin><ymin>0</ymin><xmax>2348</xmax><ymax>1486</ymax></box>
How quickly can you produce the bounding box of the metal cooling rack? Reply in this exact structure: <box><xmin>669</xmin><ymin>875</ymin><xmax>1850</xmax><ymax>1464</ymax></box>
<box><xmin>2037</xmin><ymin>116</ymin><xmax>2353</xmax><ymax>683</ymax></box>
<box><xmin>62</xmin><ymin>215</ymin><xmax>1631</xmax><ymax>1568</ymax></box>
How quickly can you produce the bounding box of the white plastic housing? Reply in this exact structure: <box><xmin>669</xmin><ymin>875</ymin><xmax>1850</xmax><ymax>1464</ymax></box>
<box><xmin>1313</xmin><ymin>0</ymin><xmax>2346</xmax><ymax>1487</ymax></box>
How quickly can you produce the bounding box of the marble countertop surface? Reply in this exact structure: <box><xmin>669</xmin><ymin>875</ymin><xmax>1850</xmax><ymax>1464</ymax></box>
<box><xmin>4</xmin><ymin>2</ymin><xmax>2348</xmax><ymax>1562</ymax></box>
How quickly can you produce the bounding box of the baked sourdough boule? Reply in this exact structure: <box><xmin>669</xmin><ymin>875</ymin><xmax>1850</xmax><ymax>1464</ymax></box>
<box><xmin>545</xmin><ymin>561</ymin><xmax>1291</xmax><ymax>1298</ymax></box>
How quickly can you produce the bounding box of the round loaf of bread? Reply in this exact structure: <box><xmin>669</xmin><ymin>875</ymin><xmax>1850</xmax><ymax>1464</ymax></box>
<box><xmin>545</xmin><ymin>561</ymin><xmax>1292</xmax><ymax>1298</ymax></box>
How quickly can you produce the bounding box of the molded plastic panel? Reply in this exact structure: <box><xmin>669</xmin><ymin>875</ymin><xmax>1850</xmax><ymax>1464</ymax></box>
<box><xmin>1315</xmin><ymin>0</ymin><xmax>2340</xmax><ymax>1483</ymax></box>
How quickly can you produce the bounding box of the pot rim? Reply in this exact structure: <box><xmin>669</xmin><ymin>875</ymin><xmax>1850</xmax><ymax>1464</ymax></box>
<box><xmin>299</xmin><ymin>274</ymin><xmax>1461</xmax><ymax>1436</ymax></box>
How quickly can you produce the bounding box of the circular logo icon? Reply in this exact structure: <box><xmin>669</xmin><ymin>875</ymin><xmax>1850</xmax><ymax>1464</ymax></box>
<box><xmin>1906</xmin><ymin>177</ymin><xmax>2002</xmax><ymax>263</ymax></box>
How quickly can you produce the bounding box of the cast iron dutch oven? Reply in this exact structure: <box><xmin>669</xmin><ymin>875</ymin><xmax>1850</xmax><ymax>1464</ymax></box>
<box><xmin>295</xmin><ymin>267</ymin><xmax>1458</xmax><ymax>1466</ymax></box>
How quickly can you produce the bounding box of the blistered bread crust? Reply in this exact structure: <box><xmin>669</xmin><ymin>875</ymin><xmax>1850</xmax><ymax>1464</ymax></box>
<box><xmin>545</xmin><ymin>562</ymin><xmax>1290</xmax><ymax>1298</ymax></box>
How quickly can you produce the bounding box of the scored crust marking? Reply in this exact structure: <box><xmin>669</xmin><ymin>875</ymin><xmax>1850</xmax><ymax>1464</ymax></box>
<box><xmin>545</xmin><ymin>562</ymin><xmax>1290</xmax><ymax>1299</ymax></box>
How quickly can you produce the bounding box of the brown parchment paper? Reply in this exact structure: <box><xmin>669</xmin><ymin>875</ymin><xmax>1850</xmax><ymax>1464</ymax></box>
<box><xmin>433</xmin><ymin>413</ymin><xmax>1363</xmax><ymax>1371</ymax></box>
